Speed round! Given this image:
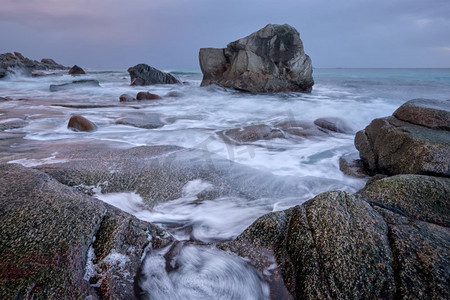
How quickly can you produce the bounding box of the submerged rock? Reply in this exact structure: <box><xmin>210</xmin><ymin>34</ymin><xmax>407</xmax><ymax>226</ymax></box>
<box><xmin>218</xmin><ymin>124</ymin><xmax>284</xmax><ymax>144</ymax></box>
<box><xmin>0</xmin><ymin>163</ymin><xmax>172</xmax><ymax>299</ymax></box>
<box><xmin>355</xmin><ymin>98</ymin><xmax>450</xmax><ymax>176</ymax></box>
<box><xmin>50</xmin><ymin>79</ymin><xmax>100</xmax><ymax>92</ymax></box>
<box><xmin>68</xmin><ymin>65</ymin><xmax>86</xmax><ymax>75</ymax></box>
<box><xmin>0</xmin><ymin>52</ymin><xmax>68</xmax><ymax>78</ymax></box>
<box><xmin>339</xmin><ymin>152</ymin><xmax>368</xmax><ymax>178</ymax></box>
<box><xmin>116</xmin><ymin>113</ymin><xmax>165</xmax><ymax>129</ymax></box>
<box><xmin>136</xmin><ymin>91</ymin><xmax>162</xmax><ymax>100</ymax></box>
<box><xmin>313</xmin><ymin>117</ymin><xmax>353</xmax><ymax>133</ymax></box>
<box><xmin>199</xmin><ymin>24</ymin><xmax>314</xmax><ymax>93</ymax></box>
<box><xmin>68</xmin><ymin>115</ymin><xmax>97</xmax><ymax>132</ymax></box>
<box><xmin>128</xmin><ymin>64</ymin><xmax>180</xmax><ymax>86</ymax></box>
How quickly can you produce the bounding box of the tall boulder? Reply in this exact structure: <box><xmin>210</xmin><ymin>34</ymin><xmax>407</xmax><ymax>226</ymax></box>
<box><xmin>127</xmin><ymin>64</ymin><xmax>180</xmax><ymax>85</ymax></box>
<box><xmin>199</xmin><ymin>24</ymin><xmax>314</xmax><ymax>93</ymax></box>
<box><xmin>68</xmin><ymin>65</ymin><xmax>86</xmax><ymax>75</ymax></box>
<box><xmin>355</xmin><ymin>98</ymin><xmax>450</xmax><ymax>176</ymax></box>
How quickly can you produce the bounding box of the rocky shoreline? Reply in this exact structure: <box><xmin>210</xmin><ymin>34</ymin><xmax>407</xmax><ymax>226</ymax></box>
<box><xmin>0</xmin><ymin>25</ymin><xmax>449</xmax><ymax>299</ymax></box>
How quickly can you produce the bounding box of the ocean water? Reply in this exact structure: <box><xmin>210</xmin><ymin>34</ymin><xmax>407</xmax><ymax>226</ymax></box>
<box><xmin>1</xmin><ymin>68</ymin><xmax>449</xmax><ymax>299</ymax></box>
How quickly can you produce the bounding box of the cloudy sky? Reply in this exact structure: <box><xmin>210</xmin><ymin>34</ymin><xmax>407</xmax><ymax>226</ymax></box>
<box><xmin>1</xmin><ymin>0</ymin><xmax>449</xmax><ymax>70</ymax></box>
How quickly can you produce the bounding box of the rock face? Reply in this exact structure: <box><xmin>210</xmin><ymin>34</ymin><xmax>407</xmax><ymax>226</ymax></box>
<box><xmin>0</xmin><ymin>52</ymin><xmax>68</xmax><ymax>78</ymax></box>
<box><xmin>127</xmin><ymin>64</ymin><xmax>180</xmax><ymax>85</ymax></box>
<box><xmin>68</xmin><ymin>65</ymin><xmax>86</xmax><ymax>75</ymax></box>
<box><xmin>68</xmin><ymin>115</ymin><xmax>97</xmax><ymax>132</ymax></box>
<box><xmin>225</xmin><ymin>176</ymin><xmax>450</xmax><ymax>299</ymax></box>
<box><xmin>355</xmin><ymin>98</ymin><xmax>450</xmax><ymax>176</ymax></box>
<box><xmin>0</xmin><ymin>163</ymin><xmax>172</xmax><ymax>299</ymax></box>
<box><xmin>199</xmin><ymin>24</ymin><xmax>314</xmax><ymax>93</ymax></box>
<box><xmin>50</xmin><ymin>79</ymin><xmax>100</xmax><ymax>92</ymax></box>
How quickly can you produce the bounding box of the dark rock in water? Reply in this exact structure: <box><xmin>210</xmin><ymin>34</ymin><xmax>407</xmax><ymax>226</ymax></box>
<box><xmin>0</xmin><ymin>52</ymin><xmax>68</xmax><ymax>78</ymax></box>
<box><xmin>313</xmin><ymin>117</ymin><xmax>353</xmax><ymax>133</ymax></box>
<box><xmin>339</xmin><ymin>152</ymin><xmax>368</xmax><ymax>178</ymax></box>
<box><xmin>0</xmin><ymin>96</ymin><xmax>11</xmax><ymax>101</ymax></box>
<box><xmin>0</xmin><ymin>119</ymin><xmax>27</xmax><ymax>131</ymax></box>
<box><xmin>68</xmin><ymin>65</ymin><xmax>86</xmax><ymax>75</ymax></box>
<box><xmin>68</xmin><ymin>115</ymin><xmax>97</xmax><ymax>132</ymax></box>
<box><xmin>136</xmin><ymin>91</ymin><xmax>162</xmax><ymax>100</ymax></box>
<box><xmin>355</xmin><ymin>115</ymin><xmax>450</xmax><ymax>176</ymax></box>
<box><xmin>224</xmin><ymin>186</ymin><xmax>450</xmax><ymax>299</ymax></box>
<box><xmin>199</xmin><ymin>24</ymin><xmax>314</xmax><ymax>93</ymax></box>
<box><xmin>356</xmin><ymin>174</ymin><xmax>450</xmax><ymax>227</ymax></box>
<box><xmin>50</xmin><ymin>79</ymin><xmax>100</xmax><ymax>92</ymax></box>
<box><xmin>119</xmin><ymin>94</ymin><xmax>136</xmax><ymax>102</ymax></box>
<box><xmin>128</xmin><ymin>64</ymin><xmax>180</xmax><ymax>86</ymax></box>
<box><xmin>0</xmin><ymin>163</ymin><xmax>172</xmax><ymax>299</ymax></box>
<box><xmin>116</xmin><ymin>113</ymin><xmax>164</xmax><ymax>129</ymax></box>
<box><xmin>393</xmin><ymin>98</ymin><xmax>450</xmax><ymax>130</ymax></box>
<box><xmin>218</xmin><ymin>124</ymin><xmax>284</xmax><ymax>144</ymax></box>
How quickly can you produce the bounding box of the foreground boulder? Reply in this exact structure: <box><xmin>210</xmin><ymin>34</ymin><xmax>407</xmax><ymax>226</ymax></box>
<box><xmin>136</xmin><ymin>91</ymin><xmax>162</xmax><ymax>100</ymax></box>
<box><xmin>0</xmin><ymin>52</ymin><xmax>67</xmax><ymax>78</ymax></box>
<box><xmin>0</xmin><ymin>163</ymin><xmax>172</xmax><ymax>299</ymax></box>
<box><xmin>128</xmin><ymin>64</ymin><xmax>180</xmax><ymax>85</ymax></box>
<box><xmin>199</xmin><ymin>24</ymin><xmax>314</xmax><ymax>93</ymax></box>
<box><xmin>355</xmin><ymin>98</ymin><xmax>450</xmax><ymax>176</ymax></box>
<box><xmin>223</xmin><ymin>176</ymin><xmax>450</xmax><ymax>299</ymax></box>
<box><xmin>68</xmin><ymin>65</ymin><xmax>86</xmax><ymax>75</ymax></box>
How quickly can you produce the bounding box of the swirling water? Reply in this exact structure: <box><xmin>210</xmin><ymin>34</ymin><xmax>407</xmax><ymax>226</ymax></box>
<box><xmin>1</xmin><ymin>68</ymin><xmax>449</xmax><ymax>299</ymax></box>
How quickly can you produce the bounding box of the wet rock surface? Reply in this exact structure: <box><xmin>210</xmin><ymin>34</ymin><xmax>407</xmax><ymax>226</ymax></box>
<box><xmin>0</xmin><ymin>163</ymin><xmax>172</xmax><ymax>299</ymax></box>
<box><xmin>128</xmin><ymin>64</ymin><xmax>180</xmax><ymax>86</ymax></box>
<box><xmin>199</xmin><ymin>24</ymin><xmax>314</xmax><ymax>93</ymax></box>
<box><xmin>355</xmin><ymin>98</ymin><xmax>450</xmax><ymax>176</ymax></box>
<box><xmin>136</xmin><ymin>91</ymin><xmax>162</xmax><ymax>100</ymax></box>
<box><xmin>116</xmin><ymin>113</ymin><xmax>165</xmax><ymax>129</ymax></box>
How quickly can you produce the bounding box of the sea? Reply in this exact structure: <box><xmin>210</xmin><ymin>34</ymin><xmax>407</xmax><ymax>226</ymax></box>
<box><xmin>1</xmin><ymin>68</ymin><xmax>449</xmax><ymax>299</ymax></box>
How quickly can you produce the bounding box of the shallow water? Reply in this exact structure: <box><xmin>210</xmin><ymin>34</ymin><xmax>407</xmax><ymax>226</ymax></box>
<box><xmin>1</xmin><ymin>68</ymin><xmax>449</xmax><ymax>299</ymax></box>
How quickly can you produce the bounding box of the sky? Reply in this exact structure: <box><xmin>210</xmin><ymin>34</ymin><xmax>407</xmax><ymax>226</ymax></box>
<box><xmin>1</xmin><ymin>0</ymin><xmax>450</xmax><ymax>70</ymax></box>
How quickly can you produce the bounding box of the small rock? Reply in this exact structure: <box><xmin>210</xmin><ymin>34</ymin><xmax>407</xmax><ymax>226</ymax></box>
<box><xmin>275</xmin><ymin>120</ymin><xmax>328</xmax><ymax>137</ymax></box>
<box><xmin>68</xmin><ymin>65</ymin><xmax>86</xmax><ymax>75</ymax></box>
<box><xmin>116</xmin><ymin>114</ymin><xmax>164</xmax><ymax>129</ymax></box>
<box><xmin>67</xmin><ymin>115</ymin><xmax>97</xmax><ymax>132</ymax></box>
<box><xmin>136</xmin><ymin>91</ymin><xmax>161</xmax><ymax>100</ymax></box>
<box><xmin>165</xmin><ymin>91</ymin><xmax>183</xmax><ymax>98</ymax></box>
<box><xmin>218</xmin><ymin>124</ymin><xmax>284</xmax><ymax>143</ymax></box>
<box><xmin>119</xmin><ymin>94</ymin><xmax>135</xmax><ymax>102</ymax></box>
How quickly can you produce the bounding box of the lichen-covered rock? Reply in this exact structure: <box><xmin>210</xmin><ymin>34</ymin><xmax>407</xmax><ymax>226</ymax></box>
<box><xmin>355</xmin><ymin>115</ymin><xmax>450</xmax><ymax>176</ymax></box>
<box><xmin>393</xmin><ymin>98</ymin><xmax>450</xmax><ymax>130</ymax></box>
<box><xmin>0</xmin><ymin>163</ymin><xmax>172</xmax><ymax>299</ymax></box>
<box><xmin>127</xmin><ymin>64</ymin><xmax>180</xmax><ymax>86</ymax></box>
<box><xmin>225</xmin><ymin>191</ymin><xmax>395</xmax><ymax>299</ymax></box>
<box><xmin>356</xmin><ymin>174</ymin><xmax>450</xmax><ymax>227</ymax></box>
<box><xmin>199</xmin><ymin>24</ymin><xmax>314</xmax><ymax>93</ymax></box>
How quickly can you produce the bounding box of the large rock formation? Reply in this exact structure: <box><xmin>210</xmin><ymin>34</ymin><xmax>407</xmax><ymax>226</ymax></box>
<box><xmin>0</xmin><ymin>163</ymin><xmax>172</xmax><ymax>299</ymax></box>
<box><xmin>127</xmin><ymin>64</ymin><xmax>180</xmax><ymax>86</ymax></box>
<box><xmin>355</xmin><ymin>98</ymin><xmax>450</xmax><ymax>176</ymax></box>
<box><xmin>0</xmin><ymin>52</ymin><xmax>68</xmax><ymax>78</ymax></box>
<box><xmin>199</xmin><ymin>24</ymin><xmax>314</xmax><ymax>93</ymax></box>
<box><xmin>223</xmin><ymin>175</ymin><xmax>450</xmax><ymax>299</ymax></box>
